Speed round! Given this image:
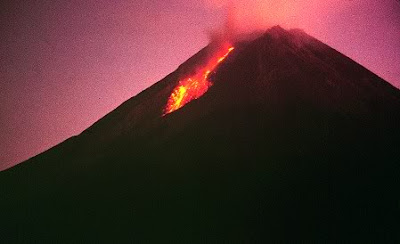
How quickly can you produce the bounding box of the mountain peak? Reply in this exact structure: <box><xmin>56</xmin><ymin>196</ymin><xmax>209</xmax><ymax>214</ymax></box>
<box><xmin>259</xmin><ymin>26</ymin><xmax>313</xmax><ymax>50</ymax></box>
<box><xmin>266</xmin><ymin>25</ymin><xmax>286</xmax><ymax>34</ymax></box>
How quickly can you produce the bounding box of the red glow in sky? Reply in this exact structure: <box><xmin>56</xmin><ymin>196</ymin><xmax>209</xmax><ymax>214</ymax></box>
<box><xmin>0</xmin><ymin>0</ymin><xmax>399</xmax><ymax>170</ymax></box>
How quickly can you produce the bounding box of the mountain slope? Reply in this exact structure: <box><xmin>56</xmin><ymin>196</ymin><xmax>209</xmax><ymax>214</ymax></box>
<box><xmin>1</xmin><ymin>26</ymin><xmax>400</xmax><ymax>243</ymax></box>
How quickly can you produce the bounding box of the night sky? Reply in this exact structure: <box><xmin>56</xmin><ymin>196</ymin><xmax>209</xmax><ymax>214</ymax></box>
<box><xmin>1</xmin><ymin>0</ymin><xmax>400</xmax><ymax>170</ymax></box>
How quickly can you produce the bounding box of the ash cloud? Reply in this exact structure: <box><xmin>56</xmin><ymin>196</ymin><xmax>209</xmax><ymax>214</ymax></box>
<box><xmin>205</xmin><ymin>0</ymin><xmax>357</xmax><ymax>36</ymax></box>
<box><xmin>207</xmin><ymin>3</ymin><xmax>238</xmax><ymax>44</ymax></box>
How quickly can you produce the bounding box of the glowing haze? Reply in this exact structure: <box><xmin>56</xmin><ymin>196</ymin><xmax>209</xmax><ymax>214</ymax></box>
<box><xmin>1</xmin><ymin>0</ymin><xmax>400</xmax><ymax>170</ymax></box>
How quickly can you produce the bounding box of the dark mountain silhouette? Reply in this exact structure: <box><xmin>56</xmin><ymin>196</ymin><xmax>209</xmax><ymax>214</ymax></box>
<box><xmin>1</xmin><ymin>26</ymin><xmax>400</xmax><ymax>243</ymax></box>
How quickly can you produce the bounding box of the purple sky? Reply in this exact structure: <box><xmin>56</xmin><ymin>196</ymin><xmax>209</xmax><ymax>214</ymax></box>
<box><xmin>1</xmin><ymin>0</ymin><xmax>399</xmax><ymax>170</ymax></box>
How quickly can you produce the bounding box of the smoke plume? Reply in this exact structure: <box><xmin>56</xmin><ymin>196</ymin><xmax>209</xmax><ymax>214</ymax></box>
<box><xmin>205</xmin><ymin>0</ymin><xmax>358</xmax><ymax>36</ymax></box>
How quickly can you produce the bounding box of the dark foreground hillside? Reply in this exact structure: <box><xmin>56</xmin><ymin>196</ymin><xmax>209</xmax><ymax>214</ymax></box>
<box><xmin>1</xmin><ymin>26</ymin><xmax>400</xmax><ymax>243</ymax></box>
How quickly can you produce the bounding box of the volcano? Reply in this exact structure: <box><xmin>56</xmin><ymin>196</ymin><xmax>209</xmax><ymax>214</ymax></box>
<box><xmin>1</xmin><ymin>26</ymin><xmax>400</xmax><ymax>243</ymax></box>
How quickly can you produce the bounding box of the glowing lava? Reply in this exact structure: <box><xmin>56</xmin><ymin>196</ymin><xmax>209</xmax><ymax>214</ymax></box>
<box><xmin>164</xmin><ymin>44</ymin><xmax>234</xmax><ymax>115</ymax></box>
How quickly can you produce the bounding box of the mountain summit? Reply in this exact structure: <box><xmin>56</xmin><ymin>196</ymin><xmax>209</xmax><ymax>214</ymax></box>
<box><xmin>1</xmin><ymin>26</ymin><xmax>400</xmax><ymax>243</ymax></box>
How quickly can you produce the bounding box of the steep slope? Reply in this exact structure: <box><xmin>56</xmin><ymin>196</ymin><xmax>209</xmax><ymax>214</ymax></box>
<box><xmin>1</xmin><ymin>26</ymin><xmax>400</xmax><ymax>243</ymax></box>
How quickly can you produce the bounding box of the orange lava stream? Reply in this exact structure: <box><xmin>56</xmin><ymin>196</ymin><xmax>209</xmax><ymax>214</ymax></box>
<box><xmin>164</xmin><ymin>44</ymin><xmax>234</xmax><ymax>115</ymax></box>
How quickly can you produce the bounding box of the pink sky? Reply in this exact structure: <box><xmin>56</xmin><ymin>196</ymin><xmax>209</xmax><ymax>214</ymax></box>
<box><xmin>1</xmin><ymin>0</ymin><xmax>399</xmax><ymax>170</ymax></box>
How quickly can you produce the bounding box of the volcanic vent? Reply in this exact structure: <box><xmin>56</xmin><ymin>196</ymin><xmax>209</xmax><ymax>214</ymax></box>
<box><xmin>1</xmin><ymin>26</ymin><xmax>400</xmax><ymax>243</ymax></box>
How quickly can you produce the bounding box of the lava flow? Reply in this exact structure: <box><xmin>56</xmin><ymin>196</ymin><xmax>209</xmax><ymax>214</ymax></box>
<box><xmin>164</xmin><ymin>44</ymin><xmax>234</xmax><ymax>115</ymax></box>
